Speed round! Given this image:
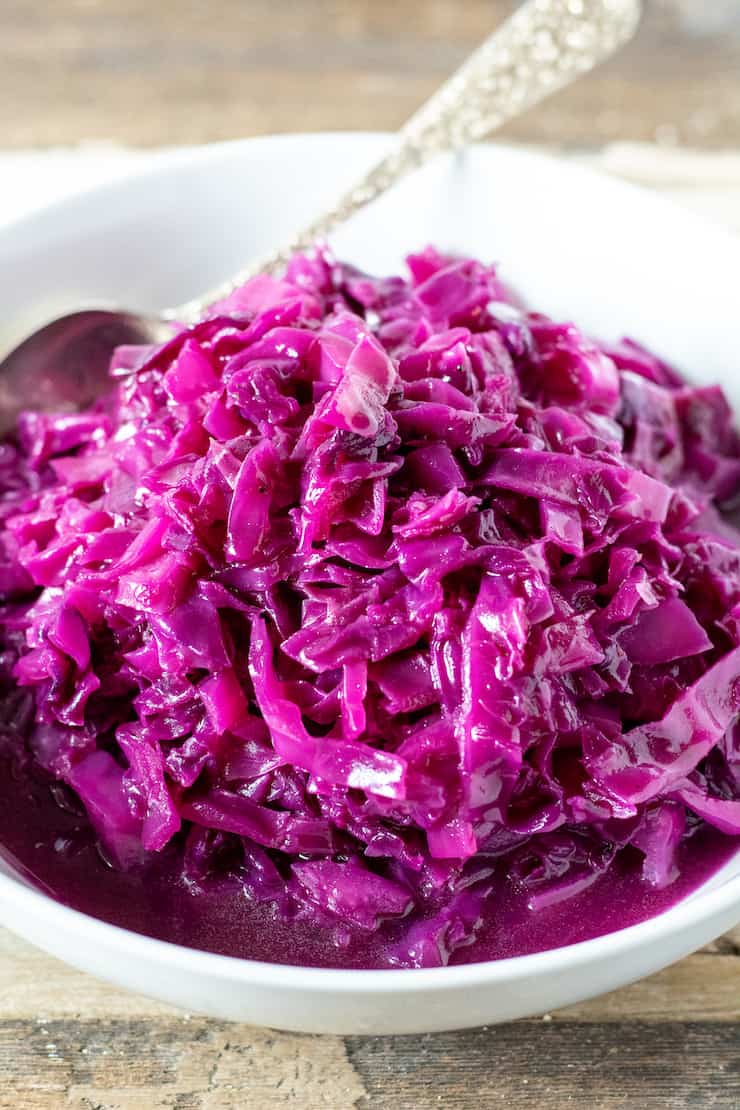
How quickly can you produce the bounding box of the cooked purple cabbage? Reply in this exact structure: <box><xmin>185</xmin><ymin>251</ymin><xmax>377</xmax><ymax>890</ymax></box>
<box><xmin>1</xmin><ymin>246</ymin><xmax>739</xmax><ymax>968</ymax></box>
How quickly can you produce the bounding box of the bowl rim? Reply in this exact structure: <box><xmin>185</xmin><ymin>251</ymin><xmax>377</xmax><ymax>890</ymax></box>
<box><xmin>1</xmin><ymin>131</ymin><xmax>739</xmax><ymax>991</ymax></box>
<box><xmin>3</xmin><ymin>130</ymin><xmax>738</xmax><ymax>249</ymax></box>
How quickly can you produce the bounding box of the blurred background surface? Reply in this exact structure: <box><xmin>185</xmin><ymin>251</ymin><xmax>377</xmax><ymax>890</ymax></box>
<box><xmin>3</xmin><ymin>0</ymin><xmax>739</xmax><ymax>150</ymax></box>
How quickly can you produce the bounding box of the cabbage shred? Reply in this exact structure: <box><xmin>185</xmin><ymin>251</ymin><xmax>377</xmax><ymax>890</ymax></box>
<box><xmin>0</xmin><ymin>246</ymin><xmax>739</xmax><ymax>966</ymax></box>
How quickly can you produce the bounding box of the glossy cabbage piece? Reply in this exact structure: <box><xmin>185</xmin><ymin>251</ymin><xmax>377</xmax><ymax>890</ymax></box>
<box><xmin>1</xmin><ymin>245</ymin><xmax>740</xmax><ymax>969</ymax></box>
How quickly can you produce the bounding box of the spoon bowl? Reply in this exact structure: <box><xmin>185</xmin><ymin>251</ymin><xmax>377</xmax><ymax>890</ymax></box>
<box><xmin>0</xmin><ymin>311</ymin><xmax>169</xmax><ymax>436</ymax></box>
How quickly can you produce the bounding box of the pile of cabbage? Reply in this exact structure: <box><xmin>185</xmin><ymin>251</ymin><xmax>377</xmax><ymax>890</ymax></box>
<box><xmin>1</xmin><ymin>246</ymin><xmax>740</xmax><ymax>967</ymax></box>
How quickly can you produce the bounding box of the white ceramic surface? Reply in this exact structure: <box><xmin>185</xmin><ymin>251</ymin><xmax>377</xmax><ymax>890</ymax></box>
<box><xmin>0</xmin><ymin>134</ymin><xmax>739</xmax><ymax>1035</ymax></box>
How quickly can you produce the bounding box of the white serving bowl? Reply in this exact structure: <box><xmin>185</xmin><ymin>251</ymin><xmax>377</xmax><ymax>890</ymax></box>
<box><xmin>0</xmin><ymin>134</ymin><xmax>739</xmax><ymax>1034</ymax></box>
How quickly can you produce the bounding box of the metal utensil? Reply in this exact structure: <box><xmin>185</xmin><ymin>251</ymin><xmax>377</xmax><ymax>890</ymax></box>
<box><xmin>0</xmin><ymin>0</ymin><xmax>642</xmax><ymax>434</ymax></box>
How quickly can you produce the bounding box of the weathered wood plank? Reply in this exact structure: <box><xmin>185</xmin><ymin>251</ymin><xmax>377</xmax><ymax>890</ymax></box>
<box><xmin>2</xmin><ymin>0</ymin><xmax>740</xmax><ymax>149</ymax></box>
<box><xmin>0</xmin><ymin>1018</ymin><xmax>366</xmax><ymax>1110</ymax></box>
<box><xmin>1</xmin><ymin>1011</ymin><xmax>739</xmax><ymax>1109</ymax></box>
<box><xmin>346</xmin><ymin>1022</ymin><xmax>740</xmax><ymax>1110</ymax></box>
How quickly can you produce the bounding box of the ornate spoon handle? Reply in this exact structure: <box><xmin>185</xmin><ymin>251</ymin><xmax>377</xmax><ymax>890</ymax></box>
<box><xmin>181</xmin><ymin>0</ymin><xmax>641</xmax><ymax>319</ymax></box>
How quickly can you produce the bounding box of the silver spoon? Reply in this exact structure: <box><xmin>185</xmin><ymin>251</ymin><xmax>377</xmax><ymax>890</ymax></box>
<box><xmin>0</xmin><ymin>0</ymin><xmax>641</xmax><ymax>435</ymax></box>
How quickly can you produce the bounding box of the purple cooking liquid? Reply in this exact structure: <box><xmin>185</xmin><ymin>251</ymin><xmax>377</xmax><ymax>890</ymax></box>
<box><xmin>1</xmin><ymin>755</ymin><xmax>736</xmax><ymax>968</ymax></box>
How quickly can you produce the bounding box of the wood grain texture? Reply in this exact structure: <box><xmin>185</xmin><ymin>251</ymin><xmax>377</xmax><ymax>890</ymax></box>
<box><xmin>347</xmin><ymin>1022</ymin><xmax>740</xmax><ymax>1109</ymax></box>
<box><xmin>3</xmin><ymin>1014</ymin><xmax>740</xmax><ymax>1110</ymax></box>
<box><xmin>2</xmin><ymin>0</ymin><xmax>740</xmax><ymax>150</ymax></box>
<box><xmin>0</xmin><ymin>1011</ymin><xmax>366</xmax><ymax>1109</ymax></box>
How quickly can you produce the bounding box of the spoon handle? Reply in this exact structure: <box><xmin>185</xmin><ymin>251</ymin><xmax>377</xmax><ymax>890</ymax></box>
<box><xmin>179</xmin><ymin>0</ymin><xmax>641</xmax><ymax>319</ymax></box>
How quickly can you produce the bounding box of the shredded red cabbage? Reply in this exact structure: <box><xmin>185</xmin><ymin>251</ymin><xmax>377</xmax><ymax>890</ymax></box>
<box><xmin>1</xmin><ymin>246</ymin><xmax>740</xmax><ymax>967</ymax></box>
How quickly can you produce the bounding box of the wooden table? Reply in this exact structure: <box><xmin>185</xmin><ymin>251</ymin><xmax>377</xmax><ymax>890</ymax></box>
<box><xmin>1</xmin><ymin>1</ymin><xmax>740</xmax><ymax>1106</ymax></box>
<box><xmin>2</xmin><ymin>0</ymin><xmax>740</xmax><ymax>151</ymax></box>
